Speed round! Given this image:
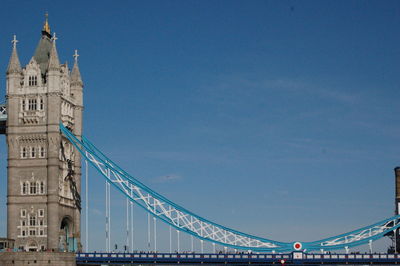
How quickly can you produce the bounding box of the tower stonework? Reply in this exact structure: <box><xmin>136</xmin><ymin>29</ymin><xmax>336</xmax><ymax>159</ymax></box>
<box><xmin>5</xmin><ymin>18</ymin><xmax>83</xmax><ymax>252</ymax></box>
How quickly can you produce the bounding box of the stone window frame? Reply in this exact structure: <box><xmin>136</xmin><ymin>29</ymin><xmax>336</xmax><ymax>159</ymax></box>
<box><xmin>21</xmin><ymin>180</ymin><xmax>45</xmax><ymax>195</ymax></box>
<box><xmin>30</xmin><ymin>181</ymin><xmax>37</xmax><ymax>194</ymax></box>
<box><xmin>29</xmin><ymin>229</ymin><xmax>36</xmax><ymax>236</ymax></box>
<box><xmin>29</xmin><ymin>215</ymin><xmax>36</xmax><ymax>226</ymax></box>
<box><xmin>21</xmin><ymin>99</ymin><xmax>26</xmax><ymax>111</ymax></box>
<box><xmin>21</xmin><ymin>230</ymin><xmax>26</xmax><ymax>237</ymax></box>
<box><xmin>38</xmin><ymin>146</ymin><xmax>46</xmax><ymax>158</ymax></box>
<box><xmin>21</xmin><ymin>146</ymin><xmax>28</xmax><ymax>159</ymax></box>
<box><xmin>38</xmin><ymin>209</ymin><xmax>44</xmax><ymax>217</ymax></box>
<box><xmin>20</xmin><ymin>209</ymin><xmax>26</xmax><ymax>218</ymax></box>
<box><xmin>28</xmin><ymin>75</ymin><xmax>38</xmax><ymax>86</ymax></box>
<box><xmin>20</xmin><ymin>146</ymin><xmax>47</xmax><ymax>159</ymax></box>
<box><xmin>21</xmin><ymin>181</ymin><xmax>29</xmax><ymax>195</ymax></box>
<box><xmin>39</xmin><ymin>181</ymin><xmax>45</xmax><ymax>194</ymax></box>
<box><xmin>39</xmin><ymin>97</ymin><xmax>44</xmax><ymax>110</ymax></box>
<box><xmin>30</xmin><ymin>146</ymin><xmax>36</xmax><ymax>158</ymax></box>
<box><xmin>28</xmin><ymin>98</ymin><xmax>37</xmax><ymax>111</ymax></box>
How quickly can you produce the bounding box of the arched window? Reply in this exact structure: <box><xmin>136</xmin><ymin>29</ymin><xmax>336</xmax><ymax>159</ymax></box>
<box><xmin>40</xmin><ymin>182</ymin><xmax>45</xmax><ymax>194</ymax></box>
<box><xmin>22</xmin><ymin>182</ymin><xmax>28</xmax><ymax>195</ymax></box>
<box><xmin>30</xmin><ymin>182</ymin><xmax>37</xmax><ymax>194</ymax></box>
<box><xmin>31</xmin><ymin>147</ymin><xmax>36</xmax><ymax>158</ymax></box>
<box><xmin>29</xmin><ymin>215</ymin><xmax>36</xmax><ymax>226</ymax></box>
<box><xmin>28</xmin><ymin>76</ymin><xmax>37</xmax><ymax>86</ymax></box>
<box><xmin>21</xmin><ymin>147</ymin><xmax>27</xmax><ymax>159</ymax></box>
<box><xmin>28</xmin><ymin>99</ymin><xmax>37</xmax><ymax>110</ymax></box>
<box><xmin>39</xmin><ymin>147</ymin><xmax>46</xmax><ymax>158</ymax></box>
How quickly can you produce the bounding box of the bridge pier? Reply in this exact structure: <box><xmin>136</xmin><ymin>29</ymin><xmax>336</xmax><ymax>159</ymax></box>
<box><xmin>0</xmin><ymin>251</ymin><xmax>76</xmax><ymax>266</ymax></box>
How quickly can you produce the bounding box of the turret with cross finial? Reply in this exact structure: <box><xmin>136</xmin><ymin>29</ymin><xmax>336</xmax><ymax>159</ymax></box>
<box><xmin>48</xmin><ymin>32</ymin><xmax>60</xmax><ymax>72</ymax></box>
<box><xmin>7</xmin><ymin>34</ymin><xmax>22</xmax><ymax>75</ymax></box>
<box><xmin>71</xmin><ymin>49</ymin><xmax>83</xmax><ymax>90</ymax></box>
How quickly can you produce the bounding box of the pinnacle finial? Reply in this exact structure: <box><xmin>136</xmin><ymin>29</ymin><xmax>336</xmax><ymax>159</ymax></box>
<box><xmin>73</xmin><ymin>49</ymin><xmax>79</xmax><ymax>63</ymax></box>
<box><xmin>43</xmin><ymin>12</ymin><xmax>51</xmax><ymax>34</ymax></box>
<box><xmin>11</xmin><ymin>35</ymin><xmax>18</xmax><ymax>49</ymax></box>
<box><xmin>52</xmin><ymin>32</ymin><xmax>58</xmax><ymax>45</ymax></box>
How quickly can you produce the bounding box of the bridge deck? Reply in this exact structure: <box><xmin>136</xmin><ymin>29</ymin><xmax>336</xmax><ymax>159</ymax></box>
<box><xmin>76</xmin><ymin>252</ymin><xmax>400</xmax><ymax>265</ymax></box>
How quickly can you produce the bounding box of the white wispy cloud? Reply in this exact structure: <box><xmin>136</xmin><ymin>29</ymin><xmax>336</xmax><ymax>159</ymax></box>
<box><xmin>143</xmin><ymin>150</ymin><xmax>237</xmax><ymax>164</ymax></box>
<box><xmin>197</xmin><ymin>75</ymin><xmax>361</xmax><ymax>107</ymax></box>
<box><xmin>91</xmin><ymin>208</ymin><xmax>103</xmax><ymax>216</ymax></box>
<box><xmin>152</xmin><ymin>174</ymin><xmax>183</xmax><ymax>183</ymax></box>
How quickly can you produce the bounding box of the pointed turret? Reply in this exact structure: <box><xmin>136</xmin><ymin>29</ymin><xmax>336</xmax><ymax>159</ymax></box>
<box><xmin>7</xmin><ymin>35</ymin><xmax>22</xmax><ymax>75</ymax></box>
<box><xmin>48</xmin><ymin>33</ymin><xmax>60</xmax><ymax>71</ymax></box>
<box><xmin>47</xmin><ymin>33</ymin><xmax>61</xmax><ymax>93</ymax></box>
<box><xmin>6</xmin><ymin>35</ymin><xmax>22</xmax><ymax>95</ymax></box>
<box><xmin>71</xmin><ymin>50</ymin><xmax>83</xmax><ymax>108</ymax></box>
<box><xmin>71</xmin><ymin>50</ymin><xmax>83</xmax><ymax>87</ymax></box>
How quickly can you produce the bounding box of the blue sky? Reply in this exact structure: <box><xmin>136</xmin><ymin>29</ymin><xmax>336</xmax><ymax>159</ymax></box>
<box><xmin>0</xmin><ymin>0</ymin><xmax>399</xmax><ymax>253</ymax></box>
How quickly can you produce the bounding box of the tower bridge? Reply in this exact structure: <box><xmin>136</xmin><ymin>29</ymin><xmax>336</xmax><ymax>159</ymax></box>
<box><xmin>0</xmin><ymin>17</ymin><xmax>399</xmax><ymax>266</ymax></box>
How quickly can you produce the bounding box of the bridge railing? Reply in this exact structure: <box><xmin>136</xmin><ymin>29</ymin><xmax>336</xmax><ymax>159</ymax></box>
<box><xmin>76</xmin><ymin>252</ymin><xmax>400</xmax><ymax>264</ymax></box>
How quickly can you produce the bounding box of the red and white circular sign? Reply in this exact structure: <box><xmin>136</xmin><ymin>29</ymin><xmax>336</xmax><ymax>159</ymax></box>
<box><xmin>293</xmin><ymin>242</ymin><xmax>302</xmax><ymax>250</ymax></box>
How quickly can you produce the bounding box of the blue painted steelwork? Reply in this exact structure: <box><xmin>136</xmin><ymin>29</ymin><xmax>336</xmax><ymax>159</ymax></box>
<box><xmin>0</xmin><ymin>104</ymin><xmax>7</xmax><ymax>135</ymax></box>
<box><xmin>0</xmin><ymin>104</ymin><xmax>6</xmax><ymax>121</ymax></box>
<box><xmin>60</xmin><ymin>122</ymin><xmax>400</xmax><ymax>252</ymax></box>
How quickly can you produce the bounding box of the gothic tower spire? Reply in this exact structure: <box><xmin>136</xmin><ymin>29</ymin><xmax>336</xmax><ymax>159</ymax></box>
<box><xmin>7</xmin><ymin>35</ymin><xmax>22</xmax><ymax>75</ymax></box>
<box><xmin>71</xmin><ymin>50</ymin><xmax>83</xmax><ymax>87</ymax></box>
<box><xmin>48</xmin><ymin>33</ymin><xmax>60</xmax><ymax>71</ymax></box>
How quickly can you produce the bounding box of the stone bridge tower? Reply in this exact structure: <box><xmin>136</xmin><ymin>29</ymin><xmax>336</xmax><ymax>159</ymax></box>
<box><xmin>5</xmin><ymin>16</ymin><xmax>83</xmax><ymax>252</ymax></box>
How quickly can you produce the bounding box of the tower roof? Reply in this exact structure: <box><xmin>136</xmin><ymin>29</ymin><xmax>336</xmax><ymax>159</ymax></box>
<box><xmin>34</xmin><ymin>14</ymin><xmax>53</xmax><ymax>75</ymax></box>
<box><xmin>7</xmin><ymin>35</ymin><xmax>22</xmax><ymax>74</ymax></box>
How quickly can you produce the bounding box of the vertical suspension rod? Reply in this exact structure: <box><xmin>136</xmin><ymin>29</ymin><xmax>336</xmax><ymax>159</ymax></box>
<box><xmin>85</xmin><ymin>159</ymin><xmax>89</xmax><ymax>252</ymax></box>
<box><xmin>130</xmin><ymin>187</ymin><xmax>134</xmax><ymax>252</ymax></box>
<box><xmin>126</xmin><ymin>197</ymin><xmax>129</xmax><ymax>252</ymax></box>
<box><xmin>106</xmin><ymin>166</ymin><xmax>111</xmax><ymax>252</ymax></box>
<box><xmin>177</xmin><ymin>230</ymin><xmax>180</xmax><ymax>253</ymax></box>
<box><xmin>105</xmin><ymin>180</ymin><xmax>109</xmax><ymax>252</ymax></box>
<box><xmin>154</xmin><ymin>217</ymin><xmax>157</xmax><ymax>252</ymax></box>
<box><xmin>169</xmin><ymin>225</ymin><xmax>172</xmax><ymax>253</ymax></box>
<box><xmin>147</xmin><ymin>212</ymin><xmax>151</xmax><ymax>250</ymax></box>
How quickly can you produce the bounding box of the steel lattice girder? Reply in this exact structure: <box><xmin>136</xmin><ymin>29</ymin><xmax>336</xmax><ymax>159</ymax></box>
<box><xmin>60</xmin><ymin>122</ymin><xmax>400</xmax><ymax>252</ymax></box>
